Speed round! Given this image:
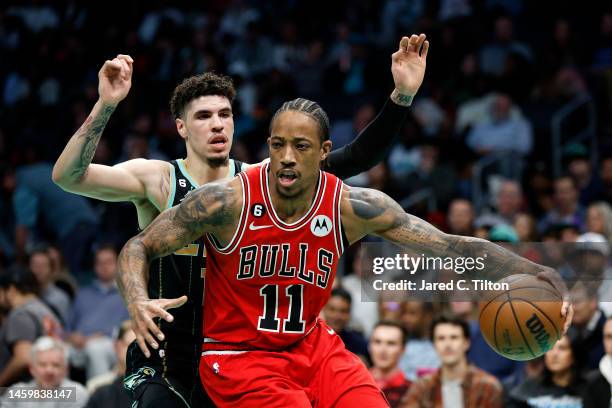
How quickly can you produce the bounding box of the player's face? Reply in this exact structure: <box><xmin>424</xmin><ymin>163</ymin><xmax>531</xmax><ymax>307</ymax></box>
<box><xmin>432</xmin><ymin>323</ymin><xmax>469</xmax><ymax>367</ymax></box>
<box><xmin>268</xmin><ymin>110</ymin><xmax>331</xmax><ymax>199</ymax></box>
<box><xmin>176</xmin><ymin>95</ymin><xmax>234</xmax><ymax>165</ymax></box>
<box><xmin>369</xmin><ymin>326</ymin><xmax>404</xmax><ymax>371</ymax></box>
<box><xmin>30</xmin><ymin>349</ymin><xmax>67</xmax><ymax>389</ymax></box>
<box><xmin>544</xmin><ymin>335</ymin><xmax>574</xmax><ymax>374</ymax></box>
<box><xmin>604</xmin><ymin>319</ymin><xmax>612</xmax><ymax>356</ymax></box>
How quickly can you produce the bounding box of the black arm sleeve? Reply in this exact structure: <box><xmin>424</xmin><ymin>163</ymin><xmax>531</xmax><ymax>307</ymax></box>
<box><xmin>323</xmin><ymin>98</ymin><xmax>410</xmax><ymax>180</ymax></box>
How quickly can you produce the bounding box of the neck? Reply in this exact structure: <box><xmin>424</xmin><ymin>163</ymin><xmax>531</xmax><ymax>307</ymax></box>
<box><xmin>558</xmin><ymin>203</ymin><xmax>576</xmax><ymax>216</ymax></box>
<box><xmin>183</xmin><ymin>154</ymin><xmax>230</xmax><ymax>186</ymax></box>
<box><xmin>12</xmin><ymin>293</ymin><xmax>36</xmax><ymax>308</ymax></box>
<box><xmin>552</xmin><ymin>370</ymin><xmax>572</xmax><ymax>387</ymax></box>
<box><xmin>268</xmin><ymin>173</ymin><xmax>318</xmax><ymax>223</ymax></box>
<box><xmin>372</xmin><ymin>365</ymin><xmax>399</xmax><ymax>380</ymax></box>
<box><xmin>441</xmin><ymin>358</ymin><xmax>468</xmax><ymax>381</ymax></box>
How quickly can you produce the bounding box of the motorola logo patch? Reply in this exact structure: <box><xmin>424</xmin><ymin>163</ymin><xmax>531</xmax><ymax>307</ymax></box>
<box><xmin>310</xmin><ymin>215</ymin><xmax>332</xmax><ymax>237</ymax></box>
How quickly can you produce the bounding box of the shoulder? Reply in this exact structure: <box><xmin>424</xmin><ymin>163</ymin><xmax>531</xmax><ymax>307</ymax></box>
<box><xmin>470</xmin><ymin>366</ymin><xmax>502</xmax><ymax>390</ymax></box>
<box><xmin>63</xmin><ymin>379</ymin><xmax>89</xmax><ymax>401</ymax></box>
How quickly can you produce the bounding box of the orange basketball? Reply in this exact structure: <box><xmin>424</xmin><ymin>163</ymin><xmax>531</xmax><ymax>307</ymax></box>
<box><xmin>478</xmin><ymin>274</ymin><xmax>564</xmax><ymax>361</ymax></box>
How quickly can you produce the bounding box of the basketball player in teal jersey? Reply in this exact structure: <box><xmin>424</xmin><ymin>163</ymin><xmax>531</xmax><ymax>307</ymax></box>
<box><xmin>54</xmin><ymin>34</ymin><xmax>430</xmax><ymax>407</ymax></box>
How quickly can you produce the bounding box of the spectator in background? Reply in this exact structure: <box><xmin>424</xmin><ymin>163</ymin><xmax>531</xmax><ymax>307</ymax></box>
<box><xmin>85</xmin><ymin>320</ymin><xmax>134</xmax><ymax>408</ymax></box>
<box><xmin>466</xmin><ymin>93</ymin><xmax>533</xmax><ymax>156</ymax></box>
<box><xmin>330</xmin><ymin>103</ymin><xmax>376</xmax><ymax>149</ymax></box>
<box><xmin>13</xmin><ymin>159</ymin><xmax>98</xmax><ymax>280</ymax></box>
<box><xmin>448</xmin><ymin>301</ymin><xmax>525</xmax><ymax>386</ymax></box>
<box><xmin>447</xmin><ymin>199</ymin><xmax>475</xmax><ymax>236</ymax></box>
<box><xmin>479</xmin><ymin>16</ymin><xmax>532</xmax><ymax>77</ymax></box>
<box><xmin>565</xmin><ymin>146</ymin><xmax>600</xmax><ymax>205</ymax></box>
<box><xmin>0</xmin><ymin>266</ymin><xmax>60</xmax><ymax>387</ymax></box>
<box><xmin>67</xmin><ymin>245</ymin><xmax>129</xmax><ymax>380</ymax></box>
<box><xmin>596</xmin><ymin>156</ymin><xmax>612</xmax><ymax>204</ymax></box>
<box><xmin>507</xmin><ymin>334</ymin><xmax>586</xmax><ymax>407</ymax></box>
<box><xmin>341</xmin><ymin>246</ymin><xmax>379</xmax><ymax>337</ymax></box>
<box><xmin>399</xmin><ymin>301</ymin><xmax>440</xmax><ymax>381</ymax></box>
<box><xmin>28</xmin><ymin>247</ymin><xmax>70</xmax><ymax>324</ymax></box>
<box><xmin>569</xmin><ymin>233</ymin><xmax>612</xmax><ymax>316</ymax></box>
<box><xmin>514</xmin><ymin>212</ymin><xmax>539</xmax><ymax>242</ymax></box>
<box><xmin>322</xmin><ymin>287</ymin><xmax>369</xmax><ymax>361</ymax></box>
<box><xmin>583</xmin><ymin>317</ymin><xmax>612</xmax><ymax>408</ymax></box>
<box><xmin>538</xmin><ymin>176</ymin><xmax>585</xmax><ymax>233</ymax></box>
<box><xmin>568</xmin><ymin>283</ymin><xmax>606</xmax><ymax>371</ymax></box>
<box><xmin>492</xmin><ymin>180</ymin><xmax>523</xmax><ymax>224</ymax></box>
<box><xmin>1</xmin><ymin>336</ymin><xmax>88</xmax><ymax>408</ymax></box>
<box><xmin>586</xmin><ymin>202</ymin><xmax>612</xmax><ymax>247</ymax></box>
<box><xmin>400</xmin><ymin>315</ymin><xmax>503</xmax><ymax>408</ymax></box>
<box><xmin>369</xmin><ymin>321</ymin><xmax>412</xmax><ymax>408</ymax></box>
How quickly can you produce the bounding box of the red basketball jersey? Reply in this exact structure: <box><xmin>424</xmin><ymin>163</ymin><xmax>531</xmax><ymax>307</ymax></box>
<box><xmin>202</xmin><ymin>162</ymin><xmax>346</xmax><ymax>350</ymax></box>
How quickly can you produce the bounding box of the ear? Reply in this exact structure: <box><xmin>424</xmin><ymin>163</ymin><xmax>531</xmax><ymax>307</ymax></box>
<box><xmin>320</xmin><ymin>140</ymin><xmax>332</xmax><ymax>161</ymax></box>
<box><xmin>176</xmin><ymin>118</ymin><xmax>187</xmax><ymax>140</ymax></box>
<box><xmin>464</xmin><ymin>338</ymin><xmax>471</xmax><ymax>352</ymax></box>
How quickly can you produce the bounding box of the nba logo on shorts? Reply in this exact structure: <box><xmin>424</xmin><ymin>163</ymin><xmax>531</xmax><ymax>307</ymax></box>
<box><xmin>311</xmin><ymin>215</ymin><xmax>332</xmax><ymax>237</ymax></box>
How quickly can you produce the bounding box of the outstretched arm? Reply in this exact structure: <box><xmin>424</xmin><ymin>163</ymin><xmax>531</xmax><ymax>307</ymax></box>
<box><xmin>52</xmin><ymin>54</ymin><xmax>157</xmax><ymax>203</ymax></box>
<box><xmin>341</xmin><ymin>186</ymin><xmax>573</xmax><ymax>332</ymax></box>
<box><xmin>325</xmin><ymin>34</ymin><xmax>429</xmax><ymax>179</ymax></box>
<box><xmin>117</xmin><ymin>179</ymin><xmax>240</xmax><ymax>356</ymax></box>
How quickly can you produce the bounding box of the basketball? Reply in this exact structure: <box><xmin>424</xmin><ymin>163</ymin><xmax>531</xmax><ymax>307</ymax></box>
<box><xmin>478</xmin><ymin>274</ymin><xmax>564</xmax><ymax>361</ymax></box>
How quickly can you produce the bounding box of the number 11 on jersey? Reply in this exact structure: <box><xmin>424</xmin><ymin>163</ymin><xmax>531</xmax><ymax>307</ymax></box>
<box><xmin>257</xmin><ymin>284</ymin><xmax>305</xmax><ymax>333</ymax></box>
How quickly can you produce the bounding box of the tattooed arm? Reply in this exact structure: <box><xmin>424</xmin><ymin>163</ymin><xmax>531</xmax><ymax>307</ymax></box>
<box><xmin>52</xmin><ymin>55</ymin><xmax>165</xmax><ymax>204</ymax></box>
<box><xmin>341</xmin><ymin>186</ymin><xmax>572</xmax><ymax>331</ymax></box>
<box><xmin>117</xmin><ymin>178</ymin><xmax>241</xmax><ymax>356</ymax></box>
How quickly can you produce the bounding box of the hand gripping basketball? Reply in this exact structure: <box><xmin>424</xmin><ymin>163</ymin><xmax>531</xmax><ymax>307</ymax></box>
<box><xmin>536</xmin><ymin>268</ymin><xmax>573</xmax><ymax>335</ymax></box>
<box><xmin>128</xmin><ymin>296</ymin><xmax>188</xmax><ymax>358</ymax></box>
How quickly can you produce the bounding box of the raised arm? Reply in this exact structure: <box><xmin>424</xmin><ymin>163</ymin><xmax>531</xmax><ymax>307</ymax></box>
<box><xmin>341</xmin><ymin>186</ymin><xmax>572</xmax><ymax>332</ymax></box>
<box><xmin>52</xmin><ymin>54</ymin><xmax>159</xmax><ymax>203</ymax></box>
<box><xmin>117</xmin><ymin>178</ymin><xmax>241</xmax><ymax>356</ymax></box>
<box><xmin>324</xmin><ymin>34</ymin><xmax>429</xmax><ymax>179</ymax></box>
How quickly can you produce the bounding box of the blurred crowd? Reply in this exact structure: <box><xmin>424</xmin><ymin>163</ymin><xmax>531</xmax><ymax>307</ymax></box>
<box><xmin>1</xmin><ymin>0</ymin><xmax>612</xmax><ymax>406</ymax></box>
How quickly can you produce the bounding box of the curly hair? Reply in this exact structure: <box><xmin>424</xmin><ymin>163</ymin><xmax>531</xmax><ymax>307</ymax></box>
<box><xmin>170</xmin><ymin>72</ymin><xmax>236</xmax><ymax>119</ymax></box>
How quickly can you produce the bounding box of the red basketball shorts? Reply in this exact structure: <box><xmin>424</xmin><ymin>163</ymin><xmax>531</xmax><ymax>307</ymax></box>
<box><xmin>199</xmin><ymin>319</ymin><xmax>389</xmax><ymax>407</ymax></box>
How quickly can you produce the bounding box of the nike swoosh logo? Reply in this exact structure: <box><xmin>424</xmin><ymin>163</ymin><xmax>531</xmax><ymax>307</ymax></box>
<box><xmin>327</xmin><ymin>328</ymin><xmax>335</xmax><ymax>335</ymax></box>
<box><xmin>249</xmin><ymin>222</ymin><xmax>273</xmax><ymax>231</ymax></box>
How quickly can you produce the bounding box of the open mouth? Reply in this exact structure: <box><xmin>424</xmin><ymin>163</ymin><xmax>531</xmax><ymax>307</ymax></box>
<box><xmin>209</xmin><ymin>135</ymin><xmax>227</xmax><ymax>149</ymax></box>
<box><xmin>278</xmin><ymin>171</ymin><xmax>298</xmax><ymax>187</ymax></box>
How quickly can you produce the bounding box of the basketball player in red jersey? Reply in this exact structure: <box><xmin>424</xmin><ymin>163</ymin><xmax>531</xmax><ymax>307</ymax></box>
<box><xmin>117</xmin><ymin>48</ymin><xmax>573</xmax><ymax>408</ymax></box>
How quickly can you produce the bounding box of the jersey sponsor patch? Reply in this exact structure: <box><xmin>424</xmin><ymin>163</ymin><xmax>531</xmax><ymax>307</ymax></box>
<box><xmin>310</xmin><ymin>215</ymin><xmax>332</xmax><ymax>237</ymax></box>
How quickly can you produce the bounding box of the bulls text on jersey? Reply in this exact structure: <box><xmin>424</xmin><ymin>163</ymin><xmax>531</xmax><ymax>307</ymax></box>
<box><xmin>236</xmin><ymin>243</ymin><xmax>334</xmax><ymax>289</ymax></box>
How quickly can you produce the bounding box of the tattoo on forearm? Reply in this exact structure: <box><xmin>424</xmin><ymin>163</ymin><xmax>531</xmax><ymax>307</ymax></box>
<box><xmin>70</xmin><ymin>104</ymin><xmax>115</xmax><ymax>181</ymax></box>
<box><xmin>118</xmin><ymin>181</ymin><xmax>237</xmax><ymax>303</ymax></box>
<box><xmin>117</xmin><ymin>237</ymin><xmax>149</xmax><ymax>303</ymax></box>
<box><xmin>348</xmin><ymin>187</ymin><xmax>549</xmax><ymax>282</ymax></box>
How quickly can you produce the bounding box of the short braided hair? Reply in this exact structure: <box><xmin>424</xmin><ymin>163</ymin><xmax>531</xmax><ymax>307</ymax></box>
<box><xmin>270</xmin><ymin>98</ymin><xmax>330</xmax><ymax>142</ymax></box>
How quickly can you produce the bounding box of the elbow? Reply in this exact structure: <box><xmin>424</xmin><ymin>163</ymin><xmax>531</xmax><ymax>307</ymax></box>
<box><xmin>51</xmin><ymin>165</ymin><xmax>80</xmax><ymax>191</ymax></box>
<box><xmin>51</xmin><ymin>164</ymin><xmax>69</xmax><ymax>188</ymax></box>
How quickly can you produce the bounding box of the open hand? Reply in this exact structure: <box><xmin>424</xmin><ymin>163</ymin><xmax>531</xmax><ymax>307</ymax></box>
<box><xmin>127</xmin><ymin>295</ymin><xmax>188</xmax><ymax>358</ymax></box>
<box><xmin>391</xmin><ymin>34</ymin><xmax>429</xmax><ymax>98</ymax></box>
